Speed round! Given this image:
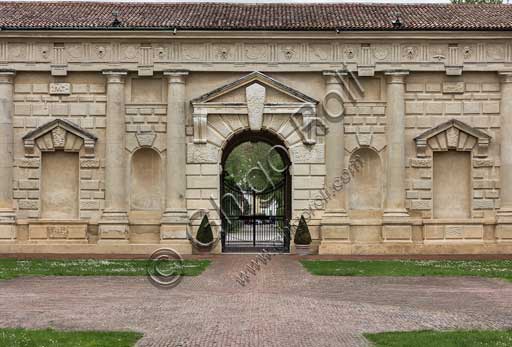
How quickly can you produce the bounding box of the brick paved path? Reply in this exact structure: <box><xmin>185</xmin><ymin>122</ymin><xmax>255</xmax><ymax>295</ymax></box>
<box><xmin>0</xmin><ymin>255</ymin><xmax>511</xmax><ymax>346</ymax></box>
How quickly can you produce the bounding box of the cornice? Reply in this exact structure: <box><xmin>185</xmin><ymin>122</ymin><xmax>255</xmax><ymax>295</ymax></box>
<box><xmin>1</xmin><ymin>30</ymin><xmax>512</xmax><ymax>40</ymax></box>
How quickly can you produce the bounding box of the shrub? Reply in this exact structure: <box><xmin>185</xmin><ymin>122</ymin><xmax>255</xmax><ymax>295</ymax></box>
<box><xmin>294</xmin><ymin>215</ymin><xmax>312</xmax><ymax>245</ymax></box>
<box><xmin>196</xmin><ymin>215</ymin><xmax>214</xmax><ymax>244</ymax></box>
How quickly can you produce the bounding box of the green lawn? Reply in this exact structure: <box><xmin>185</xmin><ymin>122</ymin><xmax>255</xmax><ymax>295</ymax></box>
<box><xmin>301</xmin><ymin>259</ymin><xmax>512</xmax><ymax>282</ymax></box>
<box><xmin>0</xmin><ymin>328</ymin><xmax>142</xmax><ymax>347</ymax></box>
<box><xmin>0</xmin><ymin>258</ymin><xmax>210</xmax><ymax>281</ymax></box>
<box><xmin>364</xmin><ymin>330</ymin><xmax>512</xmax><ymax>347</ymax></box>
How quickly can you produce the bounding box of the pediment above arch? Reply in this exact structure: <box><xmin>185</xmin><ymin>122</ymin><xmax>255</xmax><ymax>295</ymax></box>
<box><xmin>414</xmin><ymin>119</ymin><xmax>491</xmax><ymax>157</ymax></box>
<box><xmin>190</xmin><ymin>72</ymin><xmax>319</xmax><ymax>145</ymax></box>
<box><xmin>22</xmin><ymin>118</ymin><xmax>97</xmax><ymax>157</ymax></box>
<box><xmin>190</xmin><ymin>71</ymin><xmax>318</xmax><ymax>106</ymax></box>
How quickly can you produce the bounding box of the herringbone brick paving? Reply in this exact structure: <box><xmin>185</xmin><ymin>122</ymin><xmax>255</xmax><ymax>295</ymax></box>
<box><xmin>0</xmin><ymin>255</ymin><xmax>511</xmax><ymax>346</ymax></box>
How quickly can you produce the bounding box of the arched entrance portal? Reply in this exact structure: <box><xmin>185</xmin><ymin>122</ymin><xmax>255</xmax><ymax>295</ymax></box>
<box><xmin>221</xmin><ymin>130</ymin><xmax>291</xmax><ymax>253</ymax></box>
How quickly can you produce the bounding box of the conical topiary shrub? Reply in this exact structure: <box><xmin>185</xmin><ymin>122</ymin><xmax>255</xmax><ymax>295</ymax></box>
<box><xmin>196</xmin><ymin>215</ymin><xmax>214</xmax><ymax>245</ymax></box>
<box><xmin>294</xmin><ymin>215</ymin><xmax>312</xmax><ymax>245</ymax></box>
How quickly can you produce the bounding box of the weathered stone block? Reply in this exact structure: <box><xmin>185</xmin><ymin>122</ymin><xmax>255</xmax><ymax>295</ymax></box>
<box><xmin>410</xmin><ymin>158</ymin><xmax>432</xmax><ymax>168</ymax></box>
<box><xmin>406</xmin><ymin>83</ymin><xmax>424</xmax><ymax>92</ymax></box>
<box><xmin>482</xmin><ymin>83</ymin><xmax>500</xmax><ymax>92</ymax></box>
<box><xmin>425</xmin><ymin>102</ymin><xmax>443</xmax><ymax>114</ymax></box>
<box><xmin>382</xmin><ymin>225</ymin><xmax>412</xmax><ymax>241</ymax></box>
<box><xmin>18</xmin><ymin>158</ymin><xmax>40</xmax><ymax>168</ymax></box>
<box><xmin>0</xmin><ymin>225</ymin><xmax>15</xmax><ymax>240</ymax></box>
<box><xmin>18</xmin><ymin>199</ymin><xmax>38</xmax><ymax>210</ymax></box>
<box><xmin>411</xmin><ymin>200</ymin><xmax>431</xmax><ymax>210</ymax></box>
<box><xmin>14</xmin><ymin>104</ymin><xmax>31</xmax><ymax>116</ymax></box>
<box><xmin>445</xmin><ymin>225</ymin><xmax>464</xmax><ymax>239</ymax></box>
<box><xmin>18</xmin><ymin>180</ymin><xmax>38</xmax><ymax>190</ymax></box>
<box><xmin>482</xmin><ymin>102</ymin><xmax>500</xmax><ymax>114</ymax></box>
<box><xmin>463</xmin><ymin>225</ymin><xmax>484</xmax><ymax>239</ymax></box>
<box><xmin>473</xmin><ymin>159</ymin><xmax>494</xmax><ymax>168</ymax></box>
<box><xmin>412</xmin><ymin>179</ymin><xmax>432</xmax><ymax>190</ymax></box>
<box><xmin>80</xmin><ymin>159</ymin><xmax>100</xmax><ymax>168</ymax></box>
<box><xmin>424</xmin><ymin>225</ymin><xmax>444</xmax><ymax>240</ymax></box>
<box><xmin>496</xmin><ymin>224</ymin><xmax>512</xmax><ymax>240</ymax></box>
<box><xmin>90</xmin><ymin>103</ymin><xmax>106</xmax><ymax>116</ymax></box>
<box><xmin>463</xmin><ymin>101</ymin><xmax>480</xmax><ymax>114</ymax></box>
<box><xmin>321</xmin><ymin>225</ymin><xmax>349</xmax><ymax>240</ymax></box>
<box><xmin>473</xmin><ymin>199</ymin><xmax>494</xmax><ymax>209</ymax></box>
<box><xmin>69</xmin><ymin>103</ymin><xmax>88</xmax><ymax>116</ymax></box>
<box><xmin>445</xmin><ymin>102</ymin><xmax>462</xmax><ymax>114</ymax></box>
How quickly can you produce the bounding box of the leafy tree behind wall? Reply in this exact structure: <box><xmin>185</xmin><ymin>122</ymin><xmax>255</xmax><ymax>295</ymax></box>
<box><xmin>451</xmin><ymin>0</ymin><xmax>503</xmax><ymax>4</ymax></box>
<box><xmin>224</xmin><ymin>141</ymin><xmax>286</xmax><ymax>191</ymax></box>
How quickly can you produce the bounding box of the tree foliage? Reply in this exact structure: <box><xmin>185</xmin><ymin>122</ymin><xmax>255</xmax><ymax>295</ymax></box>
<box><xmin>224</xmin><ymin>141</ymin><xmax>286</xmax><ymax>191</ymax></box>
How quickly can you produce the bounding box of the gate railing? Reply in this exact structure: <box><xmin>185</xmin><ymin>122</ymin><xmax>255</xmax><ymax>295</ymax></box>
<box><xmin>221</xmin><ymin>179</ymin><xmax>290</xmax><ymax>252</ymax></box>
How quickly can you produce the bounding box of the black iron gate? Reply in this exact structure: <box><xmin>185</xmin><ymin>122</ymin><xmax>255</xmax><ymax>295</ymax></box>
<box><xmin>221</xmin><ymin>178</ymin><xmax>290</xmax><ymax>253</ymax></box>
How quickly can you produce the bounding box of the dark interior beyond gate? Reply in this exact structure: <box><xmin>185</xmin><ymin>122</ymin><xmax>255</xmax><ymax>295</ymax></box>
<box><xmin>221</xmin><ymin>130</ymin><xmax>291</xmax><ymax>253</ymax></box>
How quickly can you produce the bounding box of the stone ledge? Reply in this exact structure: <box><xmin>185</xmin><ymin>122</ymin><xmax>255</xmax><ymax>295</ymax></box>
<box><xmin>319</xmin><ymin>241</ymin><xmax>512</xmax><ymax>255</ymax></box>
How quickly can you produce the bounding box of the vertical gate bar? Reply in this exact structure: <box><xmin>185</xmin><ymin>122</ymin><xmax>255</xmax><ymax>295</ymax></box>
<box><xmin>252</xmin><ymin>189</ymin><xmax>256</xmax><ymax>247</ymax></box>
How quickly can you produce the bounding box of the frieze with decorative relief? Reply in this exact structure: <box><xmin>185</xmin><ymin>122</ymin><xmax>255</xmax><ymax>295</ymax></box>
<box><xmin>0</xmin><ymin>40</ymin><xmax>511</xmax><ymax>71</ymax></box>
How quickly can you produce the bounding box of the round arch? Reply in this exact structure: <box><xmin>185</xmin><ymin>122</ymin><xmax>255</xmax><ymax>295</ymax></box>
<box><xmin>220</xmin><ymin>129</ymin><xmax>292</xmax><ymax>253</ymax></box>
<box><xmin>221</xmin><ymin>129</ymin><xmax>291</xmax><ymax>168</ymax></box>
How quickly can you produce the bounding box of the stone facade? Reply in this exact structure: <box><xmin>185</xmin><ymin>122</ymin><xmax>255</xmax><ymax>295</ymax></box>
<box><xmin>0</xmin><ymin>28</ymin><xmax>512</xmax><ymax>255</ymax></box>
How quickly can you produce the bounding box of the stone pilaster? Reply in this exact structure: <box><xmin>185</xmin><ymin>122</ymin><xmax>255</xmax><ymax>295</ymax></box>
<box><xmin>496</xmin><ymin>72</ymin><xmax>512</xmax><ymax>241</ymax></box>
<box><xmin>383</xmin><ymin>71</ymin><xmax>409</xmax><ymax>218</ymax></box>
<box><xmin>99</xmin><ymin>70</ymin><xmax>129</xmax><ymax>243</ymax></box>
<box><xmin>0</xmin><ymin>70</ymin><xmax>16</xmax><ymax>241</ymax></box>
<box><xmin>161</xmin><ymin>70</ymin><xmax>190</xmax><ymax>241</ymax></box>
<box><xmin>382</xmin><ymin>71</ymin><xmax>411</xmax><ymax>239</ymax></box>
<box><xmin>320</xmin><ymin>71</ymin><xmax>349</xmax><ymax>245</ymax></box>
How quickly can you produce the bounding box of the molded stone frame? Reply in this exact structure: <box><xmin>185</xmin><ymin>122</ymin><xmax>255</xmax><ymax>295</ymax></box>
<box><xmin>412</xmin><ymin>119</ymin><xmax>493</xmax><ymax>241</ymax></box>
<box><xmin>190</xmin><ymin>71</ymin><xmax>319</xmax><ymax>145</ymax></box>
<box><xmin>186</xmin><ymin>72</ymin><xmax>327</xmax><ymax>248</ymax></box>
<box><xmin>21</xmin><ymin>118</ymin><xmax>98</xmax><ymax>242</ymax></box>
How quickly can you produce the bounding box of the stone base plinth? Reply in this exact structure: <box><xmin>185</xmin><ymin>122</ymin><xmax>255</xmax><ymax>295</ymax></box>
<box><xmin>321</xmin><ymin>225</ymin><xmax>350</xmax><ymax>241</ymax></box>
<box><xmin>28</xmin><ymin>221</ymin><xmax>88</xmax><ymax>243</ymax></box>
<box><xmin>98</xmin><ymin>223</ymin><xmax>129</xmax><ymax>244</ymax></box>
<box><xmin>0</xmin><ymin>224</ymin><xmax>16</xmax><ymax>241</ymax></box>
<box><xmin>0</xmin><ymin>242</ymin><xmax>194</xmax><ymax>255</ymax></box>
<box><xmin>423</xmin><ymin>220</ymin><xmax>485</xmax><ymax>242</ymax></box>
<box><xmin>382</xmin><ymin>225</ymin><xmax>412</xmax><ymax>242</ymax></box>
<box><xmin>496</xmin><ymin>224</ymin><xmax>512</xmax><ymax>242</ymax></box>
<box><xmin>160</xmin><ymin>223</ymin><xmax>188</xmax><ymax>241</ymax></box>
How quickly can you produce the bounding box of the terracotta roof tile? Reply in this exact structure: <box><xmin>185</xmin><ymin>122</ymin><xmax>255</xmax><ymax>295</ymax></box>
<box><xmin>0</xmin><ymin>2</ymin><xmax>511</xmax><ymax>31</ymax></box>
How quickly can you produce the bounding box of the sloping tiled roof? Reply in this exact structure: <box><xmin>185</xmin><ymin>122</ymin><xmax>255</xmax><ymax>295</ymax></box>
<box><xmin>1</xmin><ymin>2</ymin><xmax>512</xmax><ymax>31</ymax></box>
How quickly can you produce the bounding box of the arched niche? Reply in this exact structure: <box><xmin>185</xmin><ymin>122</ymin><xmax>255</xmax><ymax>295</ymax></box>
<box><xmin>130</xmin><ymin>148</ymin><xmax>162</xmax><ymax>211</ymax></box>
<box><xmin>349</xmin><ymin>148</ymin><xmax>382</xmax><ymax>212</ymax></box>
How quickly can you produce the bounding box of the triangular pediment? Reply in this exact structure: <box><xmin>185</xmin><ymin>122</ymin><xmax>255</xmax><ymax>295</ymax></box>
<box><xmin>23</xmin><ymin>118</ymin><xmax>97</xmax><ymax>155</ymax></box>
<box><xmin>190</xmin><ymin>71</ymin><xmax>318</xmax><ymax>105</ymax></box>
<box><xmin>414</xmin><ymin>119</ymin><xmax>491</xmax><ymax>156</ymax></box>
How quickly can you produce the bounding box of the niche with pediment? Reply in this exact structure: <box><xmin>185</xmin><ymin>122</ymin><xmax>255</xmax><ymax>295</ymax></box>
<box><xmin>22</xmin><ymin>119</ymin><xmax>97</xmax><ymax>220</ymax></box>
<box><xmin>413</xmin><ymin>119</ymin><xmax>492</xmax><ymax>219</ymax></box>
